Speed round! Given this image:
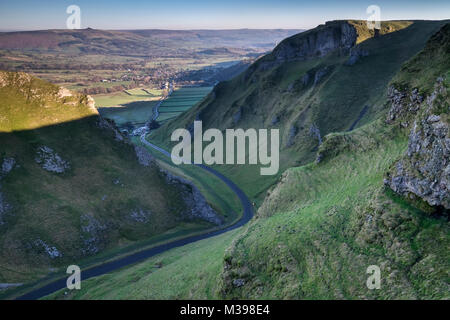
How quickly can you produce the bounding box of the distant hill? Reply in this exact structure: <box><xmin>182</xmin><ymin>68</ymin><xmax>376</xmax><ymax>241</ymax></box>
<box><xmin>0</xmin><ymin>28</ymin><xmax>303</xmax><ymax>56</ymax></box>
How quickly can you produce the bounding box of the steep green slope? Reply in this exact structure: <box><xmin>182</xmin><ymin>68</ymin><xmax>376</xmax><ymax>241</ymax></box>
<box><xmin>0</xmin><ymin>72</ymin><xmax>98</xmax><ymax>132</ymax></box>
<box><xmin>0</xmin><ymin>72</ymin><xmax>225</xmax><ymax>286</ymax></box>
<box><xmin>219</xmin><ymin>23</ymin><xmax>449</xmax><ymax>299</ymax></box>
<box><xmin>64</xmin><ymin>23</ymin><xmax>449</xmax><ymax>300</ymax></box>
<box><xmin>151</xmin><ymin>20</ymin><xmax>448</xmax><ymax>201</ymax></box>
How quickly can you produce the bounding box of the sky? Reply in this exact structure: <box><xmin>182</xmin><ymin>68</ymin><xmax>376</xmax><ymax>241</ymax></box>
<box><xmin>0</xmin><ymin>0</ymin><xmax>449</xmax><ymax>31</ymax></box>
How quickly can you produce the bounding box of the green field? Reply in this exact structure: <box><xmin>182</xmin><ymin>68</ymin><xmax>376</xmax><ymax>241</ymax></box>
<box><xmin>96</xmin><ymin>86</ymin><xmax>213</xmax><ymax>129</ymax></box>
<box><xmin>95</xmin><ymin>87</ymin><xmax>166</xmax><ymax>128</ymax></box>
<box><xmin>98</xmin><ymin>101</ymin><xmax>158</xmax><ymax>128</ymax></box>
<box><xmin>94</xmin><ymin>88</ymin><xmax>163</xmax><ymax>108</ymax></box>
<box><xmin>157</xmin><ymin>87</ymin><xmax>212</xmax><ymax>123</ymax></box>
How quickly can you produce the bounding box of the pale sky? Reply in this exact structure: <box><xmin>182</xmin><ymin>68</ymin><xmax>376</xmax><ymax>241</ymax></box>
<box><xmin>0</xmin><ymin>0</ymin><xmax>449</xmax><ymax>31</ymax></box>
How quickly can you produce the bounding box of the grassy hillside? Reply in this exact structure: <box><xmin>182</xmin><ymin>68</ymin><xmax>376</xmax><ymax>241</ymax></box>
<box><xmin>0</xmin><ymin>72</ymin><xmax>227</xmax><ymax>288</ymax></box>
<box><xmin>157</xmin><ymin>87</ymin><xmax>213</xmax><ymax>124</ymax></box>
<box><xmin>0</xmin><ymin>72</ymin><xmax>98</xmax><ymax>132</ymax></box>
<box><xmin>219</xmin><ymin>23</ymin><xmax>449</xmax><ymax>299</ymax></box>
<box><xmin>94</xmin><ymin>88</ymin><xmax>163</xmax><ymax>108</ymax></box>
<box><xmin>151</xmin><ymin>20</ymin><xmax>449</xmax><ymax>202</ymax></box>
<box><xmin>60</xmin><ymin>22</ymin><xmax>449</xmax><ymax>300</ymax></box>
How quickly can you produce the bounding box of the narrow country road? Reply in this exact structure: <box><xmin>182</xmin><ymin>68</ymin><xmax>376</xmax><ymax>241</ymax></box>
<box><xmin>16</xmin><ymin>135</ymin><xmax>253</xmax><ymax>300</ymax></box>
<box><xmin>152</xmin><ymin>82</ymin><xmax>174</xmax><ymax>121</ymax></box>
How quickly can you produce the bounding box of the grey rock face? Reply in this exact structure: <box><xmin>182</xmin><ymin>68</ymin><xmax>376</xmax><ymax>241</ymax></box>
<box><xmin>314</xmin><ymin>67</ymin><xmax>331</xmax><ymax>85</ymax></box>
<box><xmin>134</xmin><ymin>145</ymin><xmax>154</xmax><ymax>167</ymax></box>
<box><xmin>385</xmin><ymin>78</ymin><xmax>449</xmax><ymax>209</ymax></box>
<box><xmin>164</xmin><ymin>171</ymin><xmax>223</xmax><ymax>225</ymax></box>
<box><xmin>387</xmin><ymin>87</ymin><xmax>424</xmax><ymax>126</ymax></box>
<box><xmin>273</xmin><ymin>21</ymin><xmax>357</xmax><ymax>62</ymax></box>
<box><xmin>346</xmin><ymin>47</ymin><xmax>369</xmax><ymax>65</ymax></box>
<box><xmin>80</xmin><ymin>214</ymin><xmax>107</xmax><ymax>255</ymax></box>
<box><xmin>1</xmin><ymin>158</ymin><xmax>15</xmax><ymax>175</ymax></box>
<box><xmin>232</xmin><ymin>279</ymin><xmax>245</xmax><ymax>288</ymax></box>
<box><xmin>309</xmin><ymin>124</ymin><xmax>323</xmax><ymax>145</ymax></box>
<box><xmin>33</xmin><ymin>239</ymin><xmax>63</xmax><ymax>259</ymax></box>
<box><xmin>301</xmin><ymin>73</ymin><xmax>311</xmax><ymax>86</ymax></box>
<box><xmin>35</xmin><ymin>146</ymin><xmax>70</xmax><ymax>173</ymax></box>
<box><xmin>129</xmin><ymin>208</ymin><xmax>152</xmax><ymax>223</ymax></box>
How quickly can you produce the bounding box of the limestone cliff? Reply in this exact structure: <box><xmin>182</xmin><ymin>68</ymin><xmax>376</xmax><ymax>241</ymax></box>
<box><xmin>272</xmin><ymin>21</ymin><xmax>358</xmax><ymax>62</ymax></box>
<box><xmin>385</xmin><ymin>77</ymin><xmax>449</xmax><ymax>209</ymax></box>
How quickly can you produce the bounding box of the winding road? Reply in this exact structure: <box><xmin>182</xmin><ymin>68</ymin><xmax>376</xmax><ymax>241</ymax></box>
<box><xmin>151</xmin><ymin>82</ymin><xmax>174</xmax><ymax>121</ymax></box>
<box><xmin>16</xmin><ymin>135</ymin><xmax>253</xmax><ymax>300</ymax></box>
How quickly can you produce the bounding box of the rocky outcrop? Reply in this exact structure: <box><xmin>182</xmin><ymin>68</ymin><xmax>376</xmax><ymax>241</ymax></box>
<box><xmin>57</xmin><ymin>87</ymin><xmax>73</xmax><ymax>99</ymax></box>
<box><xmin>309</xmin><ymin>124</ymin><xmax>323</xmax><ymax>145</ymax></box>
<box><xmin>313</xmin><ymin>66</ymin><xmax>331</xmax><ymax>85</ymax></box>
<box><xmin>85</xmin><ymin>95</ymin><xmax>97</xmax><ymax>114</ymax></box>
<box><xmin>272</xmin><ymin>21</ymin><xmax>357</xmax><ymax>62</ymax></box>
<box><xmin>35</xmin><ymin>146</ymin><xmax>70</xmax><ymax>173</ymax></box>
<box><xmin>134</xmin><ymin>145</ymin><xmax>154</xmax><ymax>167</ymax></box>
<box><xmin>33</xmin><ymin>239</ymin><xmax>63</xmax><ymax>259</ymax></box>
<box><xmin>97</xmin><ymin>116</ymin><xmax>125</xmax><ymax>142</ymax></box>
<box><xmin>164</xmin><ymin>171</ymin><xmax>223</xmax><ymax>225</ymax></box>
<box><xmin>0</xmin><ymin>72</ymin><xmax>6</xmax><ymax>88</ymax></box>
<box><xmin>387</xmin><ymin>87</ymin><xmax>424</xmax><ymax>126</ymax></box>
<box><xmin>129</xmin><ymin>208</ymin><xmax>152</xmax><ymax>223</ymax></box>
<box><xmin>301</xmin><ymin>73</ymin><xmax>310</xmax><ymax>86</ymax></box>
<box><xmin>0</xmin><ymin>71</ymin><xmax>98</xmax><ymax>116</ymax></box>
<box><xmin>232</xmin><ymin>279</ymin><xmax>245</xmax><ymax>288</ymax></box>
<box><xmin>1</xmin><ymin>158</ymin><xmax>15</xmax><ymax>175</ymax></box>
<box><xmin>346</xmin><ymin>47</ymin><xmax>369</xmax><ymax>65</ymax></box>
<box><xmin>80</xmin><ymin>214</ymin><xmax>107</xmax><ymax>255</ymax></box>
<box><xmin>385</xmin><ymin>78</ymin><xmax>449</xmax><ymax>209</ymax></box>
